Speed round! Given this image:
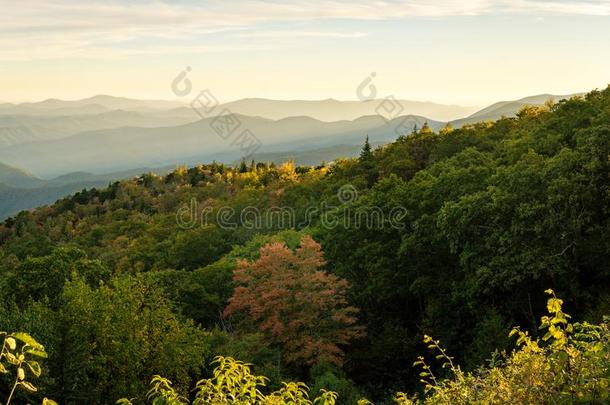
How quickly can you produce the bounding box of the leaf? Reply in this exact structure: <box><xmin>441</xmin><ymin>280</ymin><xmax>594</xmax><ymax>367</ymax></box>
<box><xmin>19</xmin><ymin>381</ymin><xmax>38</xmax><ymax>392</ymax></box>
<box><xmin>547</xmin><ymin>298</ymin><xmax>562</xmax><ymax>313</ymax></box>
<box><xmin>43</xmin><ymin>398</ymin><xmax>59</xmax><ymax>405</ymax></box>
<box><xmin>6</xmin><ymin>337</ymin><xmax>16</xmax><ymax>350</ymax></box>
<box><xmin>5</xmin><ymin>352</ymin><xmax>19</xmax><ymax>365</ymax></box>
<box><xmin>11</xmin><ymin>333</ymin><xmax>43</xmax><ymax>350</ymax></box>
<box><xmin>27</xmin><ymin>360</ymin><xmax>42</xmax><ymax>377</ymax></box>
<box><xmin>25</xmin><ymin>348</ymin><xmax>48</xmax><ymax>358</ymax></box>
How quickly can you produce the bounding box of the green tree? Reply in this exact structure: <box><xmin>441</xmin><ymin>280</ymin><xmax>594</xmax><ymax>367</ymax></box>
<box><xmin>358</xmin><ymin>136</ymin><xmax>377</xmax><ymax>187</ymax></box>
<box><xmin>58</xmin><ymin>275</ymin><xmax>209</xmax><ymax>403</ymax></box>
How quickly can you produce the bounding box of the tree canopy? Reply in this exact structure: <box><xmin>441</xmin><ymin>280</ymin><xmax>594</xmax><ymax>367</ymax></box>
<box><xmin>0</xmin><ymin>87</ymin><xmax>609</xmax><ymax>403</ymax></box>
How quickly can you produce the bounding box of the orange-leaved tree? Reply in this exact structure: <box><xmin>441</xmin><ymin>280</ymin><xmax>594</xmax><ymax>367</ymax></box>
<box><xmin>224</xmin><ymin>235</ymin><xmax>364</xmax><ymax>367</ymax></box>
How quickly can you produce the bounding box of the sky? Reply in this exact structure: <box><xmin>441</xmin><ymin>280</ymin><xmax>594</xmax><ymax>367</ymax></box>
<box><xmin>1</xmin><ymin>0</ymin><xmax>609</xmax><ymax>106</ymax></box>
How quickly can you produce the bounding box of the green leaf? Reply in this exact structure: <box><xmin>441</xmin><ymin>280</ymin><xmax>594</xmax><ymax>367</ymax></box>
<box><xmin>25</xmin><ymin>348</ymin><xmax>48</xmax><ymax>358</ymax></box>
<box><xmin>11</xmin><ymin>333</ymin><xmax>44</xmax><ymax>350</ymax></box>
<box><xmin>27</xmin><ymin>360</ymin><xmax>42</xmax><ymax>377</ymax></box>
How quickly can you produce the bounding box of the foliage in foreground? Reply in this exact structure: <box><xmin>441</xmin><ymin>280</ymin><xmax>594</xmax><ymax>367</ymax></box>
<box><xmin>0</xmin><ymin>331</ymin><xmax>55</xmax><ymax>405</ymax></box>
<box><xmin>2</xmin><ymin>290</ymin><xmax>610</xmax><ymax>404</ymax></box>
<box><xmin>401</xmin><ymin>289</ymin><xmax>610</xmax><ymax>404</ymax></box>
<box><xmin>115</xmin><ymin>290</ymin><xmax>610</xmax><ymax>404</ymax></box>
<box><xmin>117</xmin><ymin>356</ymin><xmax>339</xmax><ymax>405</ymax></box>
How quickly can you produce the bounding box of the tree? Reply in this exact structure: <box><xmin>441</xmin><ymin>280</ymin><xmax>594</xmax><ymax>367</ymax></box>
<box><xmin>358</xmin><ymin>136</ymin><xmax>377</xmax><ymax>186</ymax></box>
<box><xmin>239</xmin><ymin>159</ymin><xmax>249</xmax><ymax>173</ymax></box>
<box><xmin>224</xmin><ymin>235</ymin><xmax>364</xmax><ymax>367</ymax></box>
<box><xmin>419</xmin><ymin>121</ymin><xmax>432</xmax><ymax>134</ymax></box>
<box><xmin>58</xmin><ymin>275</ymin><xmax>209</xmax><ymax>403</ymax></box>
<box><xmin>3</xmin><ymin>246</ymin><xmax>110</xmax><ymax>307</ymax></box>
<box><xmin>359</xmin><ymin>136</ymin><xmax>373</xmax><ymax>163</ymax></box>
<box><xmin>169</xmin><ymin>225</ymin><xmax>233</xmax><ymax>270</ymax></box>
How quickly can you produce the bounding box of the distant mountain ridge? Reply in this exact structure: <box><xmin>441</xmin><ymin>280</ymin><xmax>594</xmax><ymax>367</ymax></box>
<box><xmin>0</xmin><ymin>162</ymin><xmax>46</xmax><ymax>188</ymax></box>
<box><xmin>451</xmin><ymin>92</ymin><xmax>584</xmax><ymax>127</ymax></box>
<box><xmin>0</xmin><ymin>110</ymin><xmax>200</xmax><ymax>147</ymax></box>
<box><xmin>2</xmin><ymin>95</ymin><xmax>185</xmax><ymax>113</ymax></box>
<box><xmin>0</xmin><ymin>91</ymin><xmax>588</xmax><ymax>180</ymax></box>
<box><xmin>0</xmin><ymin>113</ymin><xmax>442</xmax><ymax>178</ymax></box>
<box><xmin>0</xmin><ymin>90</ymin><xmax>592</xmax><ymax>220</ymax></box>
<box><xmin>219</xmin><ymin>98</ymin><xmax>477</xmax><ymax>122</ymax></box>
<box><xmin>1</xmin><ymin>95</ymin><xmax>476</xmax><ymax>122</ymax></box>
<box><xmin>0</xmin><ymin>95</ymin><xmax>465</xmax><ymax>148</ymax></box>
<box><xmin>0</xmin><ymin>164</ymin><xmax>176</xmax><ymax>219</ymax></box>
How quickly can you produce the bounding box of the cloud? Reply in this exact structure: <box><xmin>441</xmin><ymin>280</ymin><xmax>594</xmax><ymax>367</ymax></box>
<box><xmin>501</xmin><ymin>0</ymin><xmax>610</xmax><ymax>16</ymax></box>
<box><xmin>234</xmin><ymin>30</ymin><xmax>368</xmax><ymax>38</ymax></box>
<box><xmin>1</xmin><ymin>0</ymin><xmax>609</xmax><ymax>61</ymax></box>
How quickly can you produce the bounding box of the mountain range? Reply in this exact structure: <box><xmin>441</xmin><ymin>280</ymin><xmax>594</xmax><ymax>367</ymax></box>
<box><xmin>218</xmin><ymin>98</ymin><xmax>477</xmax><ymax>122</ymax></box>
<box><xmin>0</xmin><ymin>114</ymin><xmax>441</xmax><ymax>178</ymax></box>
<box><xmin>0</xmin><ymin>110</ymin><xmax>199</xmax><ymax>148</ymax></box>
<box><xmin>0</xmin><ymin>162</ymin><xmax>175</xmax><ymax>219</ymax></box>
<box><xmin>450</xmin><ymin>93</ymin><xmax>584</xmax><ymax>127</ymax></box>
<box><xmin>0</xmin><ymin>95</ymin><xmax>184</xmax><ymax>115</ymax></box>
<box><xmin>0</xmin><ymin>92</ymin><xmax>584</xmax><ymax>218</ymax></box>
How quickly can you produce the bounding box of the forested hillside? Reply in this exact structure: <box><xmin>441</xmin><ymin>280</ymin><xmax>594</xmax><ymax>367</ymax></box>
<box><xmin>0</xmin><ymin>87</ymin><xmax>608</xmax><ymax>404</ymax></box>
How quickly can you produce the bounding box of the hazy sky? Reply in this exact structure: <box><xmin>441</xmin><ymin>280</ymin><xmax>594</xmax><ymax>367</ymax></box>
<box><xmin>1</xmin><ymin>0</ymin><xmax>609</xmax><ymax>106</ymax></box>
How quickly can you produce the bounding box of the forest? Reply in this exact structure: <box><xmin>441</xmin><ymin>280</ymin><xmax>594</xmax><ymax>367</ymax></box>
<box><xmin>0</xmin><ymin>87</ymin><xmax>609</xmax><ymax>404</ymax></box>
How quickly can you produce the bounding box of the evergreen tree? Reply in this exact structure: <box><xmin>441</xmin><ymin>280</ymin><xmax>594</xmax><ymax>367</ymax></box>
<box><xmin>238</xmin><ymin>159</ymin><xmax>248</xmax><ymax>173</ymax></box>
<box><xmin>359</xmin><ymin>136</ymin><xmax>373</xmax><ymax>162</ymax></box>
<box><xmin>359</xmin><ymin>136</ymin><xmax>377</xmax><ymax>186</ymax></box>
